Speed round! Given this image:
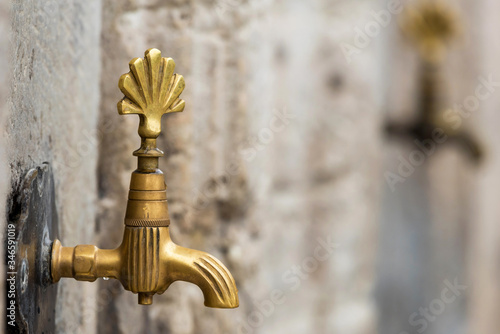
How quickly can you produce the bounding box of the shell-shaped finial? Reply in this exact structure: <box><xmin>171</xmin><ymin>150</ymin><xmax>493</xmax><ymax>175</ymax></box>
<box><xmin>117</xmin><ymin>48</ymin><xmax>185</xmax><ymax>139</ymax></box>
<box><xmin>400</xmin><ymin>1</ymin><xmax>461</xmax><ymax>64</ymax></box>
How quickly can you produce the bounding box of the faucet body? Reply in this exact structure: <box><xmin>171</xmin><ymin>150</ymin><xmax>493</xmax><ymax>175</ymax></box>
<box><xmin>51</xmin><ymin>48</ymin><xmax>239</xmax><ymax>307</ymax></box>
<box><xmin>52</xmin><ymin>228</ymin><xmax>238</xmax><ymax>307</ymax></box>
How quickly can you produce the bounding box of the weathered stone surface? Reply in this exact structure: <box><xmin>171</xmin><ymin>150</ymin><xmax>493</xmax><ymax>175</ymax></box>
<box><xmin>1</xmin><ymin>0</ymin><xmax>102</xmax><ymax>332</ymax></box>
<box><xmin>96</xmin><ymin>0</ymin><xmax>382</xmax><ymax>333</ymax></box>
<box><xmin>0</xmin><ymin>0</ymin><xmax>9</xmax><ymax>325</ymax></box>
<box><xmin>468</xmin><ymin>0</ymin><xmax>500</xmax><ymax>333</ymax></box>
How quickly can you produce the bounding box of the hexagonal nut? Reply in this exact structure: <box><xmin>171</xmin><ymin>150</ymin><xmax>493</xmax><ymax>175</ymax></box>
<box><xmin>73</xmin><ymin>245</ymin><xmax>98</xmax><ymax>281</ymax></box>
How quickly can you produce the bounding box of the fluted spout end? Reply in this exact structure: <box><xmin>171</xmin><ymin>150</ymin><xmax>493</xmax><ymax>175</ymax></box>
<box><xmin>194</xmin><ymin>254</ymin><xmax>239</xmax><ymax>308</ymax></box>
<box><xmin>167</xmin><ymin>244</ymin><xmax>239</xmax><ymax>309</ymax></box>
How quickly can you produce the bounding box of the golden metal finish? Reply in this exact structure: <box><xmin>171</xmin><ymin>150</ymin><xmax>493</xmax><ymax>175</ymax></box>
<box><xmin>51</xmin><ymin>49</ymin><xmax>239</xmax><ymax>308</ymax></box>
<box><xmin>401</xmin><ymin>1</ymin><xmax>461</xmax><ymax>65</ymax></box>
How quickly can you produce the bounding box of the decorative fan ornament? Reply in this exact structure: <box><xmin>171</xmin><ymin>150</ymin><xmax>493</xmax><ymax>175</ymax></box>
<box><xmin>400</xmin><ymin>1</ymin><xmax>462</xmax><ymax>64</ymax></box>
<box><xmin>117</xmin><ymin>48</ymin><xmax>185</xmax><ymax>139</ymax></box>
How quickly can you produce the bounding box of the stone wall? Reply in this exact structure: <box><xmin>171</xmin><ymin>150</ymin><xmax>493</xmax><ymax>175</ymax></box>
<box><xmin>93</xmin><ymin>0</ymin><xmax>383</xmax><ymax>333</ymax></box>
<box><xmin>468</xmin><ymin>0</ymin><xmax>500</xmax><ymax>332</ymax></box>
<box><xmin>3</xmin><ymin>0</ymin><xmax>102</xmax><ymax>332</ymax></box>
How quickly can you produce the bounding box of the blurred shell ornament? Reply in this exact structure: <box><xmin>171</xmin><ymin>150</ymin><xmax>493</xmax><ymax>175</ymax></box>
<box><xmin>400</xmin><ymin>1</ymin><xmax>462</xmax><ymax>64</ymax></box>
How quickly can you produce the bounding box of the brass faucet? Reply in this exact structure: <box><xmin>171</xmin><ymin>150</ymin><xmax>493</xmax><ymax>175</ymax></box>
<box><xmin>51</xmin><ymin>48</ymin><xmax>239</xmax><ymax>307</ymax></box>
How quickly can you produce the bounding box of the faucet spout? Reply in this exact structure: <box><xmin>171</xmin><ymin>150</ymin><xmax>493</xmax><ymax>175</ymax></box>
<box><xmin>164</xmin><ymin>240</ymin><xmax>239</xmax><ymax>308</ymax></box>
